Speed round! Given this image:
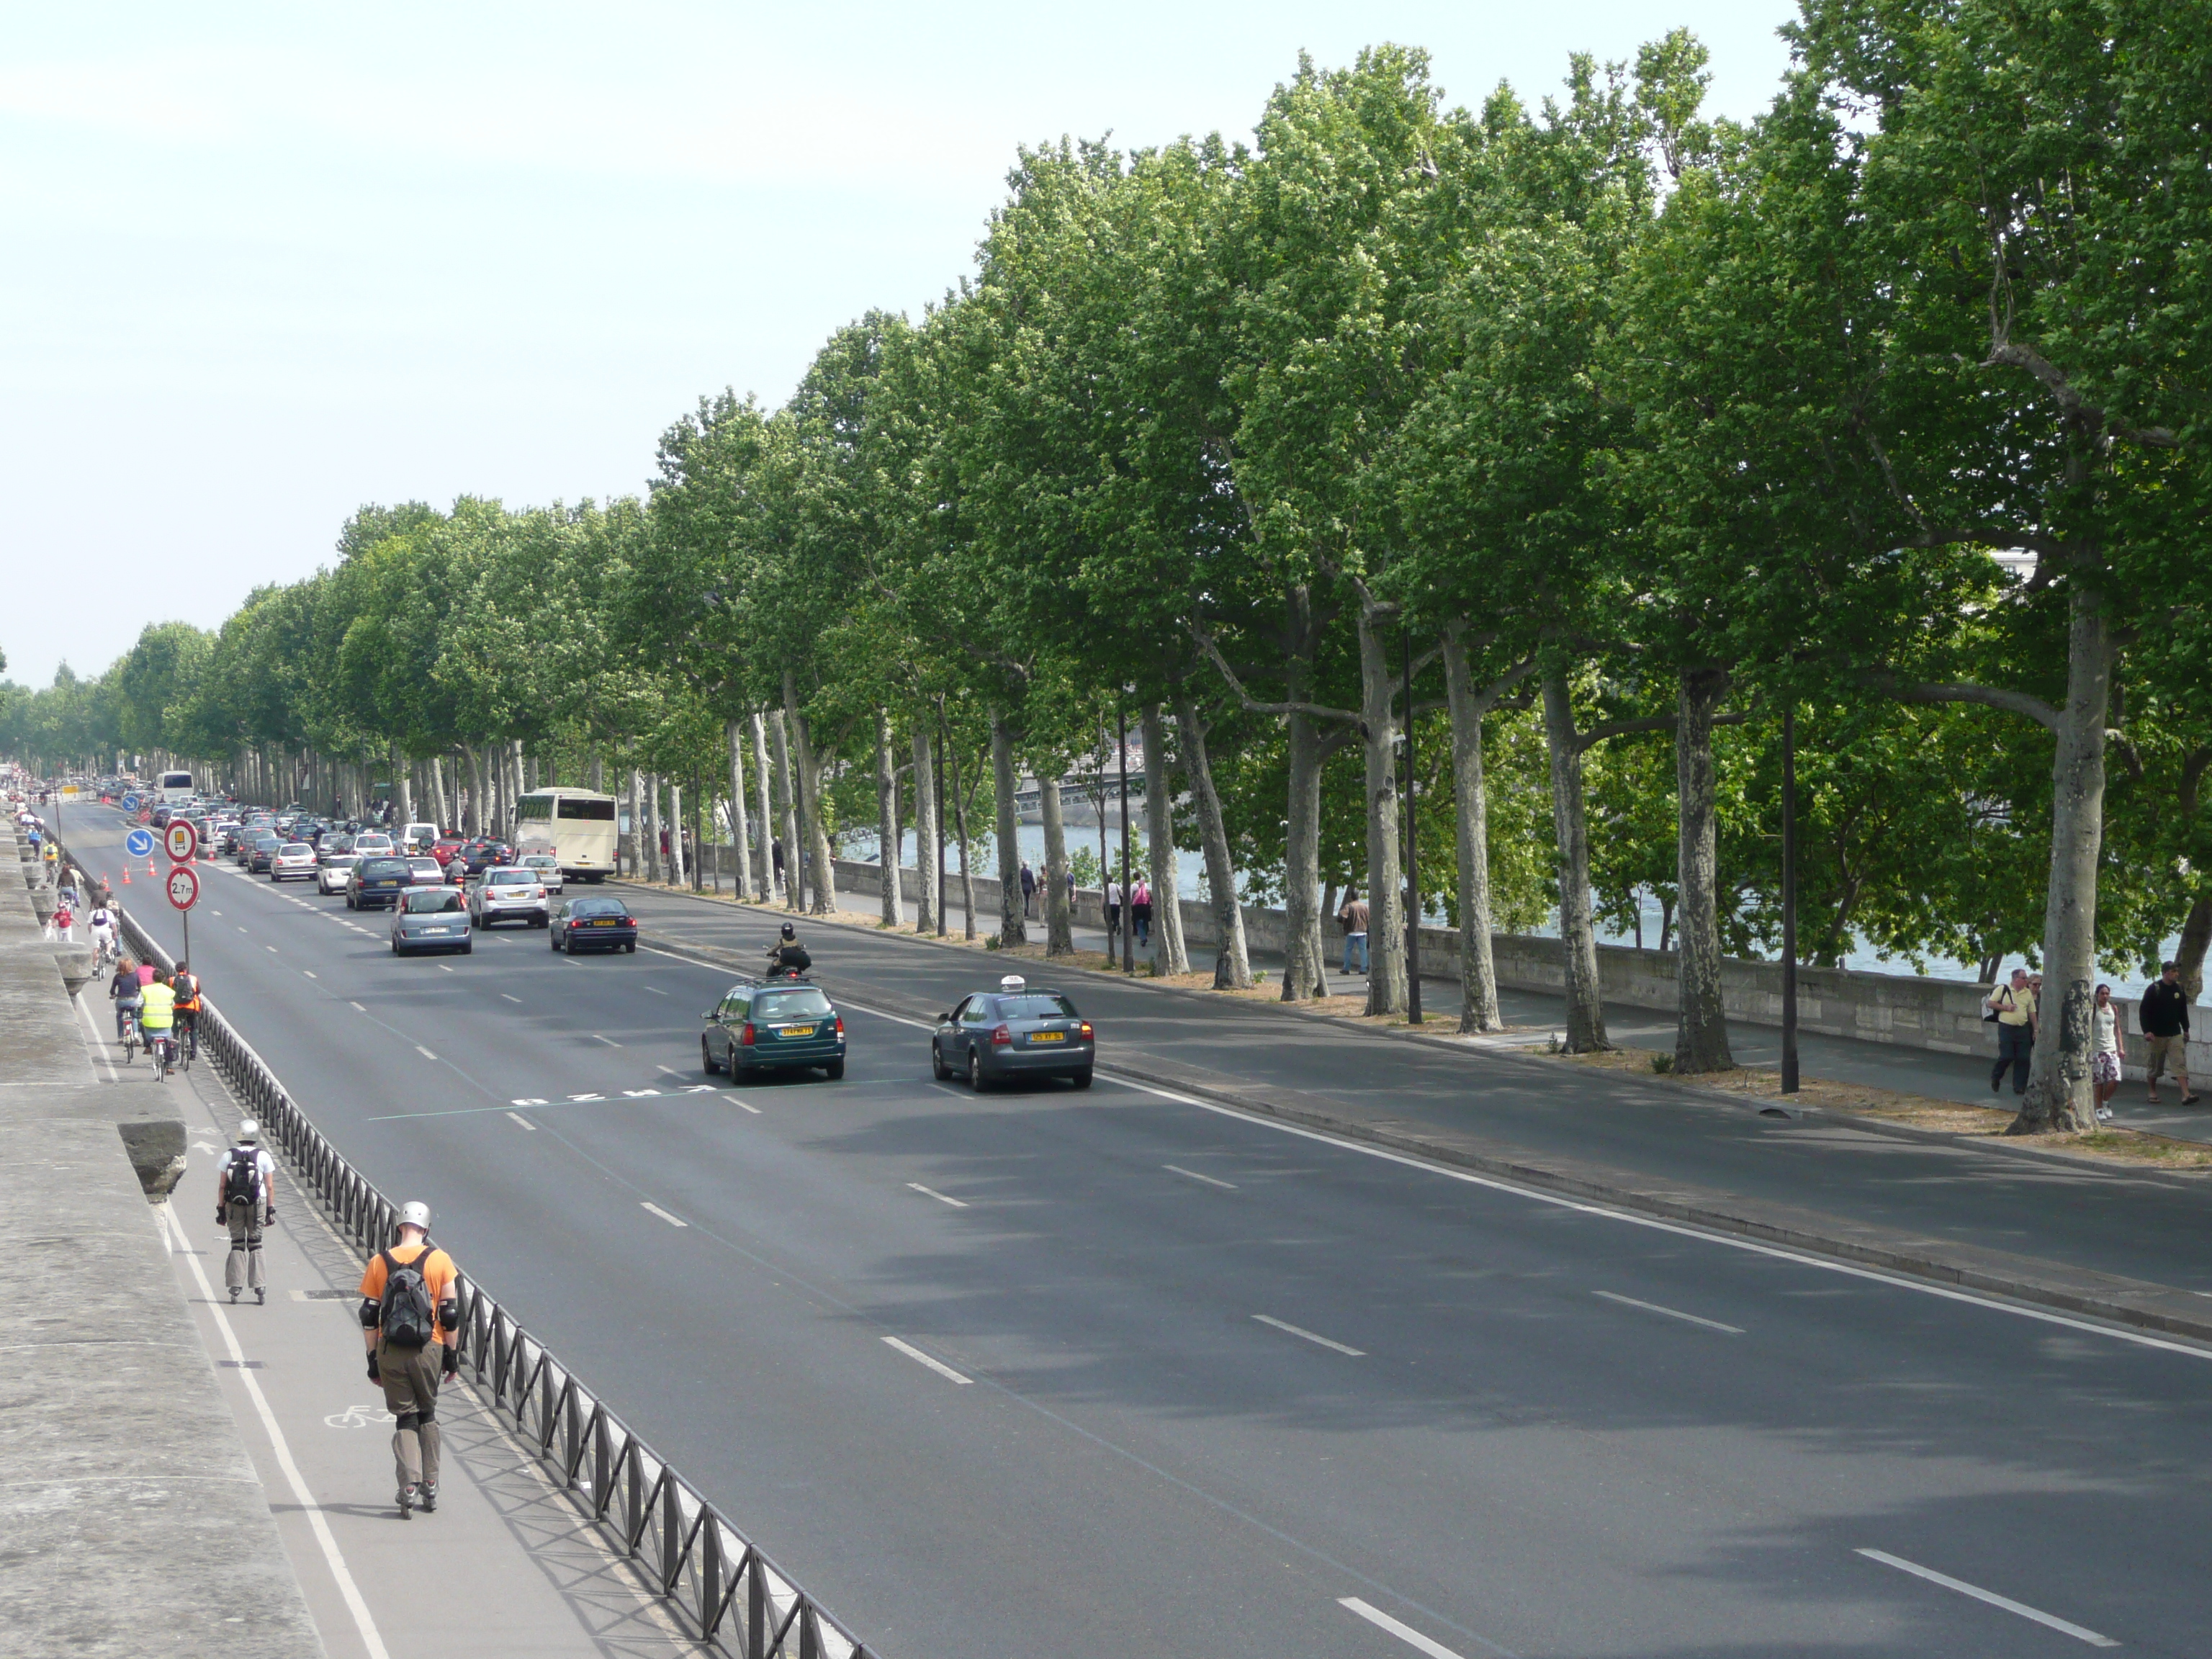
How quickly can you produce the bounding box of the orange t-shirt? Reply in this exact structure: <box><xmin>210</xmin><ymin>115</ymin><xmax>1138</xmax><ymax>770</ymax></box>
<box><xmin>359</xmin><ymin>1242</ymin><xmax>458</xmax><ymax>1344</ymax></box>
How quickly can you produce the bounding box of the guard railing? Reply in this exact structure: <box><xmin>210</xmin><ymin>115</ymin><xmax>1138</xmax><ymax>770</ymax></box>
<box><xmin>106</xmin><ymin>876</ymin><xmax>873</xmax><ymax>1659</ymax></box>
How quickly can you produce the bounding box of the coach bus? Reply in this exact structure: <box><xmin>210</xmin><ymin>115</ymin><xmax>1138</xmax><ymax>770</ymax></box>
<box><xmin>158</xmin><ymin>769</ymin><xmax>196</xmax><ymax>804</ymax></box>
<box><xmin>513</xmin><ymin>788</ymin><xmax>618</xmax><ymax>881</ymax></box>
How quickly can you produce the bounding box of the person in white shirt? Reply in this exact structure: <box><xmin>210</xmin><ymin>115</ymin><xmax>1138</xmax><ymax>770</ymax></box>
<box><xmin>2091</xmin><ymin>983</ymin><xmax>2123</xmax><ymax>1123</ymax></box>
<box><xmin>1105</xmin><ymin>878</ymin><xmax>1123</xmax><ymax>944</ymax></box>
<box><xmin>215</xmin><ymin>1121</ymin><xmax>279</xmax><ymax>1304</ymax></box>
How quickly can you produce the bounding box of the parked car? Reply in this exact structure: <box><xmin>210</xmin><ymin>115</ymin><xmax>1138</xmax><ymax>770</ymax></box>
<box><xmin>550</xmin><ymin>894</ymin><xmax>637</xmax><ymax>953</ymax></box>
<box><xmin>702</xmin><ymin>978</ymin><xmax>845</xmax><ymax>1079</ymax></box>
<box><xmin>932</xmin><ymin>976</ymin><xmax>1094</xmax><ymax>1089</ymax></box>
<box><xmin>390</xmin><ymin>887</ymin><xmax>472</xmax><ymax>956</ymax></box>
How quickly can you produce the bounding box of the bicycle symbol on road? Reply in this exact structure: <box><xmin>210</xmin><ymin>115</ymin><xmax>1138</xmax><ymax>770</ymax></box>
<box><xmin>324</xmin><ymin>1403</ymin><xmax>398</xmax><ymax>1429</ymax></box>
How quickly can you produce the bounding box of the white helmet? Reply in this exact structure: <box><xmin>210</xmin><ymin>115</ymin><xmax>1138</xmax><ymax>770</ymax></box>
<box><xmin>397</xmin><ymin>1200</ymin><xmax>431</xmax><ymax>1232</ymax></box>
<box><xmin>237</xmin><ymin>1120</ymin><xmax>259</xmax><ymax>1143</ymax></box>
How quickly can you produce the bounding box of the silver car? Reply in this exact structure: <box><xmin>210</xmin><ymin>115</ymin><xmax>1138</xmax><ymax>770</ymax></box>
<box><xmin>469</xmin><ymin>867</ymin><xmax>549</xmax><ymax>929</ymax></box>
<box><xmin>519</xmin><ymin>853</ymin><xmax>565</xmax><ymax>896</ymax></box>
<box><xmin>390</xmin><ymin>887</ymin><xmax>473</xmax><ymax>956</ymax></box>
<box><xmin>269</xmin><ymin>841</ymin><xmax>318</xmax><ymax>882</ymax></box>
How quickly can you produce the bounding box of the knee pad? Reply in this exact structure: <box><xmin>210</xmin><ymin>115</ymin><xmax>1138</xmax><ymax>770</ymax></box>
<box><xmin>395</xmin><ymin>1411</ymin><xmax>421</xmax><ymax>1432</ymax></box>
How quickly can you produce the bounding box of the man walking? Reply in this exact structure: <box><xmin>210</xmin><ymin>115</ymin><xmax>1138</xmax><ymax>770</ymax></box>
<box><xmin>1338</xmin><ymin>888</ymin><xmax>1370</xmax><ymax>976</ymax></box>
<box><xmin>2140</xmin><ymin>961</ymin><xmax>2198</xmax><ymax>1106</ymax></box>
<box><xmin>1984</xmin><ymin>967</ymin><xmax>2036</xmax><ymax>1096</ymax></box>
<box><xmin>1020</xmin><ymin>860</ymin><xmax>1037</xmax><ymax>919</ymax></box>
<box><xmin>359</xmin><ymin>1201</ymin><xmax>459</xmax><ymax>1519</ymax></box>
<box><xmin>215</xmin><ymin>1120</ymin><xmax>276</xmax><ymax>1305</ymax></box>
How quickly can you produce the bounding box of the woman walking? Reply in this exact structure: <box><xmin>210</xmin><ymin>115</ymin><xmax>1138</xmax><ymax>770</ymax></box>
<box><xmin>2091</xmin><ymin>983</ymin><xmax>2123</xmax><ymax>1123</ymax></box>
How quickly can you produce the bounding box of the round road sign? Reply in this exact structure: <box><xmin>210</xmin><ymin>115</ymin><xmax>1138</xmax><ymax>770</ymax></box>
<box><xmin>164</xmin><ymin>820</ymin><xmax>199</xmax><ymax>863</ymax></box>
<box><xmin>166</xmin><ymin>863</ymin><xmax>201</xmax><ymax>912</ymax></box>
<box><xmin>125</xmin><ymin>827</ymin><xmax>154</xmax><ymax>858</ymax></box>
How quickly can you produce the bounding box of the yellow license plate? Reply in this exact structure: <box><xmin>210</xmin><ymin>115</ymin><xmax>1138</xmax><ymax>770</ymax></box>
<box><xmin>776</xmin><ymin>1024</ymin><xmax>817</xmax><ymax>1037</ymax></box>
<box><xmin>1030</xmin><ymin>1030</ymin><xmax>1066</xmax><ymax>1043</ymax></box>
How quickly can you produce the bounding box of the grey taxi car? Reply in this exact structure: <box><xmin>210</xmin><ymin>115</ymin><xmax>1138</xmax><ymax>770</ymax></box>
<box><xmin>932</xmin><ymin>976</ymin><xmax>1094</xmax><ymax>1089</ymax></box>
<box><xmin>390</xmin><ymin>887</ymin><xmax>472</xmax><ymax>956</ymax></box>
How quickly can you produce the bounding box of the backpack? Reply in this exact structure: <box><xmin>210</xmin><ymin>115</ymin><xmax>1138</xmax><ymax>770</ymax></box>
<box><xmin>379</xmin><ymin>1249</ymin><xmax>438</xmax><ymax>1349</ymax></box>
<box><xmin>222</xmin><ymin>1148</ymin><xmax>260</xmax><ymax>1208</ymax></box>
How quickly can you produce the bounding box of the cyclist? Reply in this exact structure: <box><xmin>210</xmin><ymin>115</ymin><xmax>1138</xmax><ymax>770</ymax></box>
<box><xmin>139</xmin><ymin>974</ymin><xmax>177</xmax><ymax>1074</ymax></box>
<box><xmin>86</xmin><ymin>900</ymin><xmax>118</xmax><ymax>969</ymax></box>
<box><xmin>169</xmin><ymin>961</ymin><xmax>202</xmax><ymax>1066</ymax></box>
<box><xmin>109</xmin><ymin>955</ymin><xmax>143</xmax><ymax>1045</ymax></box>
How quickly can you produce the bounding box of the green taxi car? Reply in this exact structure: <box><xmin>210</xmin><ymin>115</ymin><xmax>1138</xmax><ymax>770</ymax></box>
<box><xmin>702</xmin><ymin>978</ymin><xmax>846</xmax><ymax>1081</ymax></box>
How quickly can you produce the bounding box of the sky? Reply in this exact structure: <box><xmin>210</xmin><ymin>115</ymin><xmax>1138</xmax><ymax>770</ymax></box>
<box><xmin>0</xmin><ymin>1</ymin><xmax>1799</xmax><ymax>690</ymax></box>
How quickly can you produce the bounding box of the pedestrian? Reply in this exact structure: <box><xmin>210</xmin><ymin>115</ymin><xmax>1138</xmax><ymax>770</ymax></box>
<box><xmin>215</xmin><ymin>1120</ymin><xmax>277</xmax><ymax>1305</ymax></box>
<box><xmin>359</xmin><ymin>1200</ymin><xmax>460</xmax><ymax>1519</ymax></box>
<box><xmin>1064</xmin><ymin>868</ymin><xmax>1075</xmax><ymax>908</ymax></box>
<box><xmin>771</xmin><ymin>837</ymin><xmax>785</xmax><ymax>894</ymax></box>
<box><xmin>2139</xmin><ymin>961</ymin><xmax>2197</xmax><ymax>1106</ymax></box>
<box><xmin>1020</xmin><ymin>860</ymin><xmax>1037</xmax><ymax>919</ymax></box>
<box><xmin>1338</xmin><ymin>887</ymin><xmax>1370</xmax><ymax>976</ymax></box>
<box><xmin>2090</xmin><ymin>984</ymin><xmax>2123</xmax><ymax>1123</ymax></box>
<box><xmin>1984</xmin><ymin>967</ymin><xmax>2036</xmax><ymax>1096</ymax></box>
<box><xmin>1105</xmin><ymin>876</ymin><xmax>1123</xmax><ymax>943</ymax></box>
<box><xmin>1131</xmin><ymin>876</ymin><xmax>1153</xmax><ymax>947</ymax></box>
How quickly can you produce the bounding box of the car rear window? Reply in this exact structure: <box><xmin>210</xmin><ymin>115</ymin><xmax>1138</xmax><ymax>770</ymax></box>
<box><xmin>999</xmin><ymin>994</ymin><xmax>1079</xmax><ymax>1019</ymax></box>
<box><xmin>283</xmin><ymin>842</ymin><xmax>312</xmax><ymax>854</ymax></box>
<box><xmin>488</xmin><ymin>868</ymin><xmax>534</xmax><ymax>885</ymax></box>
<box><xmin>403</xmin><ymin>890</ymin><xmax>464</xmax><ymax>914</ymax></box>
<box><xmin>754</xmin><ymin>989</ymin><xmax>832</xmax><ymax>1019</ymax></box>
<box><xmin>362</xmin><ymin>858</ymin><xmax>410</xmax><ymax>878</ymax></box>
<box><xmin>571</xmin><ymin>899</ymin><xmax>627</xmax><ymax>917</ymax></box>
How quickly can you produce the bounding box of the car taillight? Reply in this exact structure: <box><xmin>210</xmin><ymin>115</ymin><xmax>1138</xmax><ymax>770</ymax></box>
<box><xmin>1078</xmin><ymin>1022</ymin><xmax>1093</xmax><ymax>1039</ymax></box>
<box><xmin>739</xmin><ymin>1022</ymin><xmax>755</xmax><ymax>1046</ymax></box>
<box><xmin>834</xmin><ymin>1016</ymin><xmax>845</xmax><ymax>1038</ymax></box>
<box><xmin>992</xmin><ymin>1023</ymin><xmax>1012</xmax><ymax>1046</ymax></box>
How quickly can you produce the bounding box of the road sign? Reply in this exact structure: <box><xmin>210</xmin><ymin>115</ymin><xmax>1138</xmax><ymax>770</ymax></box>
<box><xmin>125</xmin><ymin>827</ymin><xmax>154</xmax><ymax>858</ymax></box>
<box><xmin>164</xmin><ymin>820</ymin><xmax>199</xmax><ymax>863</ymax></box>
<box><xmin>166</xmin><ymin>864</ymin><xmax>201</xmax><ymax>911</ymax></box>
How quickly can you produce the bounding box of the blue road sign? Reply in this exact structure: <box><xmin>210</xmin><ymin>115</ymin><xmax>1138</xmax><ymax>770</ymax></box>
<box><xmin>125</xmin><ymin>827</ymin><xmax>154</xmax><ymax>858</ymax></box>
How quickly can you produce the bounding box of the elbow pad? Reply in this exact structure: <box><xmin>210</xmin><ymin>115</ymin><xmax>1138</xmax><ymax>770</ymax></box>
<box><xmin>438</xmin><ymin>1300</ymin><xmax>459</xmax><ymax>1332</ymax></box>
<box><xmin>360</xmin><ymin>1298</ymin><xmax>382</xmax><ymax>1329</ymax></box>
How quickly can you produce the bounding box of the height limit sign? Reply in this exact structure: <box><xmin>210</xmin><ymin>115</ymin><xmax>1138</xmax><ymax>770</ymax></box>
<box><xmin>166</xmin><ymin>863</ymin><xmax>201</xmax><ymax>912</ymax></box>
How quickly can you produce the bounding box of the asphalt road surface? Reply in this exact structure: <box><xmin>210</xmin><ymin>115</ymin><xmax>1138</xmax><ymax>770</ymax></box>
<box><xmin>70</xmin><ymin>811</ymin><xmax>2212</xmax><ymax>1658</ymax></box>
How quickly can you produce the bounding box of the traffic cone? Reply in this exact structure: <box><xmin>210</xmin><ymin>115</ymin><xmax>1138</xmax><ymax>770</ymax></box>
<box><xmin>120</xmin><ymin>866</ymin><xmax>130</xmax><ymax>885</ymax></box>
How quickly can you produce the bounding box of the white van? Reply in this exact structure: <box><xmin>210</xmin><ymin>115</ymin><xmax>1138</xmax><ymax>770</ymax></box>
<box><xmin>401</xmin><ymin>822</ymin><xmax>440</xmax><ymax>852</ymax></box>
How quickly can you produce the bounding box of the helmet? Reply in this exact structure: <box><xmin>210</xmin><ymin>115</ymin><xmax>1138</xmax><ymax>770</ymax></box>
<box><xmin>237</xmin><ymin>1120</ymin><xmax>258</xmax><ymax>1143</ymax></box>
<box><xmin>780</xmin><ymin>922</ymin><xmax>796</xmax><ymax>940</ymax></box>
<box><xmin>397</xmin><ymin>1200</ymin><xmax>431</xmax><ymax>1232</ymax></box>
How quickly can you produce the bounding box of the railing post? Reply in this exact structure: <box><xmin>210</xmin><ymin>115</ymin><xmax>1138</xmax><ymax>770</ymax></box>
<box><xmin>661</xmin><ymin>1475</ymin><xmax>682</xmax><ymax>1593</ymax></box>
<box><xmin>747</xmin><ymin>1549</ymin><xmax>766</xmax><ymax>1659</ymax></box>
<box><xmin>699</xmin><ymin>1515</ymin><xmax>724</xmax><ymax>1636</ymax></box>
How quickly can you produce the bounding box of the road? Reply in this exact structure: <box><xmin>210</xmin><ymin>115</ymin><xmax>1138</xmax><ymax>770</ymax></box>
<box><xmin>69</xmin><ymin>809</ymin><xmax>2212</xmax><ymax>1658</ymax></box>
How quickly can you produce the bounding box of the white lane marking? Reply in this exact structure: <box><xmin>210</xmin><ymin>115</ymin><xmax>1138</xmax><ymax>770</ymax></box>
<box><xmin>266</xmin><ymin>945</ymin><xmax>277</xmax><ymax>953</ymax></box>
<box><xmin>1165</xmin><ymin>1164</ymin><xmax>1237</xmax><ymax>1190</ymax></box>
<box><xmin>415</xmin><ymin>1046</ymin><xmax>436</xmax><ymax>1060</ymax></box>
<box><xmin>728</xmin><ymin>1097</ymin><xmax>763</xmax><ymax>1115</ymax></box>
<box><xmin>505</xmin><ymin>1112</ymin><xmax>538</xmax><ymax>1131</ymax></box>
<box><xmin>302</xmin><ymin>971</ymin><xmax>316</xmax><ymax>979</ymax></box>
<box><xmin>642</xmin><ymin>985</ymin><xmax>666</xmax><ymax>995</ymax></box>
<box><xmin>1341</xmin><ymin>1598</ymin><xmax>1468</xmax><ymax>1659</ymax></box>
<box><xmin>591</xmin><ymin>1034</ymin><xmax>621</xmax><ymax>1047</ymax></box>
<box><xmin>349</xmin><ymin>1001</ymin><xmax>365</xmax><ymax>1012</ymax></box>
<box><xmin>655</xmin><ymin>1065</ymin><xmax>681</xmax><ymax>1076</ymax></box>
<box><xmin>500</xmin><ymin>993</ymin><xmax>521</xmax><ymax>1004</ymax></box>
<box><xmin>1856</xmin><ymin>1550</ymin><xmax>2118</xmax><ymax>1647</ymax></box>
<box><xmin>1104</xmin><ymin>1075</ymin><xmax>2212</xmax><ymax>1364</ymax></box>
<box><xmin>211</xmin><ymin>910</ymin><xmax>222</xmax><ymax>917</ymax></box>
<box><xmin>883</xmin><ymin>1336</ymin><xmax>971</xmax><ymax>1385</ymax></box>
<box><xmin>640</xmin><ymin>1202</ymin><xmax>688</xmax><ymax>1228</ymax></box>
<box><xmin>1254</xmin><ymin>1315</ymin><xmax>1364</xmax><ymax>1357</ymax></box>
<box><xmin>511</xmin><ymin>1098</ymin><xmax>549</xmax><ymax>1106</ymax></box>
<box><xmin>438</xmin><ymin>965</ymin><xmax>454</xmax><ymax>974</ymax></box>
<box><xmin>928</xmin><ymin>1082</ymin><xmax>966</xmax><ymax>1099</ymax></box>
<box><xmin>907</xmin><ymin>1183</ymin><xmax>968</xmax><ymax>1209</ymax></box>
<box><xmin>161</xmin><ymin>1204</ymin><xmax>392</xmax><ymax>1659</ymax></box>
<box><xmin>1593</xmin><ymin>1290</ymin><xmax>1744</xmax><ymax>1335</ymax></box>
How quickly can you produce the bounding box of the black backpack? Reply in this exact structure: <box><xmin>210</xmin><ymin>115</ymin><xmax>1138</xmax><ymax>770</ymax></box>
<box><xmin>379</xmin><ymin>1249</ymin><xmax>438</xmax><ymax>1349</ymax></box>
<box><xmin>222</xmin><ymin>1149</ymin><xmax>260</xmax><ymax>1208</ymax></box>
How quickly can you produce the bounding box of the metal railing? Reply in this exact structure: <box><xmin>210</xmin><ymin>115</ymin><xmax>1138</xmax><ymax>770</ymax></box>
<box><xmin>106</xmin><ymin>873</ymin><xmax>875</xmax><ymax>1659</ymax></box>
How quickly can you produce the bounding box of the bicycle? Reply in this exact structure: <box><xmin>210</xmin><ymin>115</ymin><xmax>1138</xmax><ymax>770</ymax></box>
<box><xmin>119</xmin><ymin>1007</ymin><xmax>140</xmax><ymax>1065</ymax></box>
<box><xmin>177</xmin><ymin>1017</ymin><xmax>198</xmax><ymax>1072</ymax></box>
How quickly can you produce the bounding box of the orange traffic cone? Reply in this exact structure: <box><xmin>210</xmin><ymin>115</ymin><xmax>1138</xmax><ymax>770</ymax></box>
<box><xmin>120</xmin><ymin>867</ymin><xmax>130</xmax><ymax>884</ymax></box>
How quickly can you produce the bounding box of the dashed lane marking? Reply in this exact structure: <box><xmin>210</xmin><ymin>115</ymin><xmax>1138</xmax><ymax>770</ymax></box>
<box><xmin>883</xmin><ymin>1336</ymin><xmax>971</xmax><ymax>1385</ymax></box>
<box><xmin>1855</xmin><ymin>1550</ymin><xmax>2117</xmax><ymax>1647</ymax></box>
<box><xmin>1593</xmin><ymin>1290</ymin><xmax>1743</xmax><ymax>1335</ymax></box>
<box><xmin>907</xmin><ymin>1183</ymin><xmax>968</xmax><ymax>1209</ymax></box>
<box><xmin>1164</xmin><ymin>1164</ymin><xmax>1237</xmax><ymax>1190</ymax></box>
<box><xmin>640</xmin><ymin>1202</ymin><xmax>688</xmax><ymax>1228</ymax></box>
<box><xmin>415</xmin><ymin>1046</ymin><xmax>436</xmax><ymax>1060</ymax></box>
<box><xmin>1339</xmin><ymin>1599</ymin><xmax>1478</xmax><ymax>1659</ymax></box>
<box><xmin>1254</xmin><ymin>1315</ymin><xmax>1364</xmax><ymax>1357</ymax></box>
<box><xmin>505</xmin><ymin>1112</ymin><xmax>538</xmax><ymax>1131</ymax></box>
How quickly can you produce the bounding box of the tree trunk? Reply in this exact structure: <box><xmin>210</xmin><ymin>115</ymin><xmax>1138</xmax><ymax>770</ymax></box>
<box><xmin>2177</xmin><ymin>896</ymin><xmax>2212</xmax><ymax>1002</ymax></box>
<box><xmin>427</xmin><ymin>755</ymin><xmax>446</xmax><ymax>832</ymax></box>
<box><xmin>1040</xmin><ymin>772</ymin><xmax>1074</xmax><ymax>956</ymax></box>
<box><xmin>726</xmin><ymin>719</ymin><xmax>754</xmax><ymax>903</ymax></box>
<box><xmin>1539</xmin><ymin>667</ymin><xmax>1609</xmax><ymax>1051</ymax></box>
<box><xmin>1172</xmin><ymin>690</ymin><xmax>1251</xmax><ymax>989</ymax></box>
<box><xmin>781</xmin><ymin>678</ymin><xmax>835</xmax><ymax>916</ymax></box>
<box><xmin>911</xmin><ymin>723</ymin><xmax>939</xmax><ymax>933</ymax></box>
<box><xmin>1281</xmin><ymin>706</ymin><xmax>1329</xmax><ymax>1001</ymax></box>
<box><xmin>874</xmin><ymin>709</ymin><xmax>902</xmax><ymax>927</ymax></box>
<box><xmin>588</xmin><ymin>752</ymin><xmax>603</xmax><ymax>793</ymax></box>
<box><xmin>948</xmin><ymin>734</ymin><xmax>978</xmax><ymax>940</ymax></box>
<box><xmin>989</xmin><ymin>710</ymin><xmax>1026</xmax><ymax>946</ymax></box>
<box><xmin>669</xmin><ymin>783</ymin><xmax>686</xmax><ymax>886</ymax></box>
<box><xmin>2013</xmin><ymin>584</ymin><xmax>2116</xmax><ymax>1135</ymax></box>
<box><xmin>750</xmin><ymin>714</ymin><xmax>775</xmax><ymax>903</ymax></box>
<box><xmin>646</xmin><ymin>773</ymin><xmax>664</xmax><ymax>884</ymax></box>
<box><xmin>624</xmin><ymin>763</ymin><xmax>640</xmax><ymax>877</ymax></box>
<box><xmin>768</xmin><ymin>710</ymin><xmax>802</xmax><ymax>912</ymax></box>
<box><xmin>393</xmin><ymin>750</ymin><xmax>414</xmax><ymax>827</ymax></box>
<box><xmin>1673</xmin><ymin>667</ymin><xmax>1735</xmax><ymax>1074</ymax></box>
<box><xmin>1442</xmin><ymin>626</ymin><xmax>1507</xmax><ymax>1034</ymax></box>
<box><xmin>1356</xmin><ymin>603</ymin><xmax>1407</xmax><ymax>1016</ymax></box>
<box><xmin>1142</xmin><ymin>703</ymin><xmax>1189</xmax><ymax>975</ymax></box>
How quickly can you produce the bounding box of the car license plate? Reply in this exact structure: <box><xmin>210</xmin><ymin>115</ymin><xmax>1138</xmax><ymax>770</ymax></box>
<box><xmin>590</xmin><ymin>919</ymin><xmax>617</xmax><ymax>926</ymax></box>
<box><xmin>1030</xmin><ymin>1030</ymin><xmax>1066</xmax><ymax>1043</ymax></box>
<box><xmin>776</xmin><ymin>1024</ymin><xmax>816</xmax><ymax>1038</ymax></box>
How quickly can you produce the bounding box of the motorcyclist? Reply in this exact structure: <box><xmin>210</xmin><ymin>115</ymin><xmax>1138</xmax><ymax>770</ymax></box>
<box><xmin>765</xmin><ymin>922</ymin><xmax>811</xmax><ymax>976</ymax></box>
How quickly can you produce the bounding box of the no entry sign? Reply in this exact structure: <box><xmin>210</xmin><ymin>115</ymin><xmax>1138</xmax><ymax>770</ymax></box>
<box><xmin>166</xmin><ymin>864</ymin><xmax>201</xmax><ymax>911</ymax></box>
<box><xmin>164</xmin><ymin>820</ymin><xmax>199</xmax><ymax>863</ymax></box>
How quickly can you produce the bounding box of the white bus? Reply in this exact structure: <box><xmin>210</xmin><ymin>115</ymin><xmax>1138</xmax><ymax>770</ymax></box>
<box><xmin>513</xmin><ymin>788</ymin><xmax>618</xmax><ymax>881</ymax></box>
<box><xmin>158</xmin><ymin>769</ymin><xmax>195</xmax><ymax>804</ymax></box>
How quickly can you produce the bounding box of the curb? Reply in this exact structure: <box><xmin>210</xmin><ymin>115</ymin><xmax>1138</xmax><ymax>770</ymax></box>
<box><xmin>626</xmin><ymin>887</ymin><xmax>2212</xmax><ymax>1351</ymax></box>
